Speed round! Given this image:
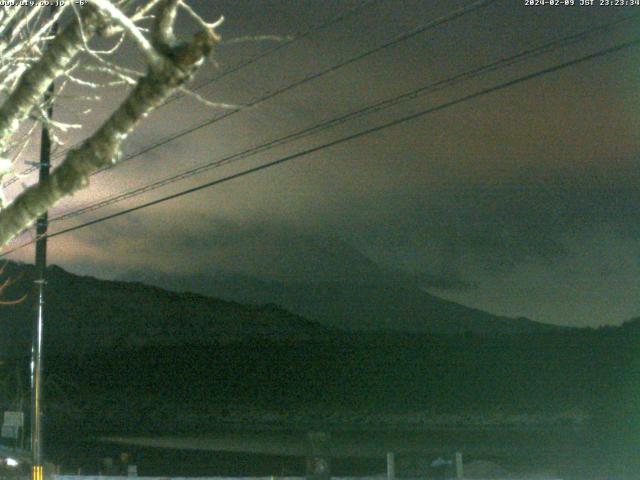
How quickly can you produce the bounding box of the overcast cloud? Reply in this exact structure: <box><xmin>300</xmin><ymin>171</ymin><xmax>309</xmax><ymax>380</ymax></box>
<box><xmin>5</xmin><ymin>0</ymin><xmax>640</xmax><ymax>327</ymax></box>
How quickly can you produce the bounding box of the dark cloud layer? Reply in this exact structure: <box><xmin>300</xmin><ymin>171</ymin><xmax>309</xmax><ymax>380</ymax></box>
<box><xmin>5</xmin><ymin>0</ymin><xmax>640</xmax><ymax>327</ymax></box>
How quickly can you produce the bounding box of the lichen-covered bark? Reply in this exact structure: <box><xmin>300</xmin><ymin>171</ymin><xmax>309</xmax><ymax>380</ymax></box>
<box><xmin>0</xmin><ymin>30</ymin><xmax>215</xmax><ymax>247</ymax></box>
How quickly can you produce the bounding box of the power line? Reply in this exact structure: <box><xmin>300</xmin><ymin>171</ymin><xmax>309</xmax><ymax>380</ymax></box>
<box><xmin>159</xmin><ymin>0</ymin><xmax>377</xmax><ymax>109</ymax></box>
<box><xmin>5</xmin><ymin>0</ymin><xmax>496</xmax><ymax>191</ymax></box>
<box><xmin>2</xmin><ymin>0</ymin><xmax>377</xmax><ymax>186</ymax></box>
<box><xmin>49</xmin><ymin>13</ymin><xmax>640</xmax><ymax>223</ymax></box>
<box><xmin>2</xmin><ymin>34</ymin><xmax>636</xmax><ymax>258</ymax></box>
<box><xmin>99</xmin><ymin>0</ymin><xmax>496</xmax><ymax>170</ymax></box>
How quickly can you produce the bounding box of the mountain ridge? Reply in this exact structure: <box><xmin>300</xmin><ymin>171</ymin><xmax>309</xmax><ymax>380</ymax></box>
<box><xmin>0</xmin><ymin>262</ymin><xmax>336</xmax><ymax>356</ymax></box>
<box><xmin>119</xmin><ymin>267</ymin><xmax>568</xmax><ymax>334</ymax></box>
<box><xmin>0</xmin><ymin>261</ymin><xmax>569</xmax><ymax>357</ymax></box>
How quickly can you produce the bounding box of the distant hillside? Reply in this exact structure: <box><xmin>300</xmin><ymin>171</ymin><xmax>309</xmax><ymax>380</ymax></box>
<box><xmin>121</xmin><ymin>269</ymin><xmax>566</xmax><ymax>335</ymax></box>
<box><xmin>245</xmin><ymin>282</ymin><xmax>565</xmax><ymax>334</ymax></box>
<box><xmin>620</xmin><ymin>317</ymin><xmax>640</xmax><ymax>331</ymax></box>
<box><xmin>0</xmin><ymin>262</ymin><xmax>334</xmax><ymax>356</ymax></box>
<box><xmin>0</xmin><ymin>260</ymin><xmax>568</xmax><ymax>358</ymax></box>
<box><xmin>0</xmin><ymin>262</ymin><xmax>638</xmax><ymax>477</ymax></box>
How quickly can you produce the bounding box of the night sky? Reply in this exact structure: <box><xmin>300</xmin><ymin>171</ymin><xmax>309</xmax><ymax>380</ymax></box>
<box><xmin>4</xmin><ymin>0</ymin><xmax>640</xmax><ymax>328</ymax></box>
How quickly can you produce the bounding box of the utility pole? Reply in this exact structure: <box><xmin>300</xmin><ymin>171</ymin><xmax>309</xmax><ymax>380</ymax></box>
<box><xmin>31</xmin><ymin>33</ymin><xmax>55</xmax><ymax>480</ymax></box>
<box><xmin>386</xmin><ymin>452</ymin><xmax>395</xmax><ymax>480</ymax></box>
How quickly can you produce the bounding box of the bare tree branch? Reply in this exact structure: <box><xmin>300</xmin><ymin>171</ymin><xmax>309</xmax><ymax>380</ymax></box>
<box><xmin>0</xmin><ymin>0</ymin><xmax>220</xmax><ymax>247</ymax></box>
<box><xmin>0</xmin><ymin>5</ymin><xmax>105</xmax><ymax>153</ymax></box>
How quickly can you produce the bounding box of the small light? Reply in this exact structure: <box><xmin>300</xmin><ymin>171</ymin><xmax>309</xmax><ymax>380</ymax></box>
<box><xmin>6</xmin><ymin>457</ymin><xmax>19</xmax><ymax>467</ymax></box>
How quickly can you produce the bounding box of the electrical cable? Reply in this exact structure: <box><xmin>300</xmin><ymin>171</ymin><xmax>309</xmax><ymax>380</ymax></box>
<box><xmin>2</xmin><ymin>34</ymin><xmax>636</xmax><ymax>258</ymax></box>
<box><xmin>49</xmin><ymin>13</ymin><xmax>640</xmax><ymax>223</ymax></box>
<box><xmin>2</xmin><ymin>0</ymin><xmax>378</xmax><ymax>186</ymax></box>
<box><xmin>3</xmin><ymin>0</ymin><xmax>496</xmax><ymax>189</ymax></box>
